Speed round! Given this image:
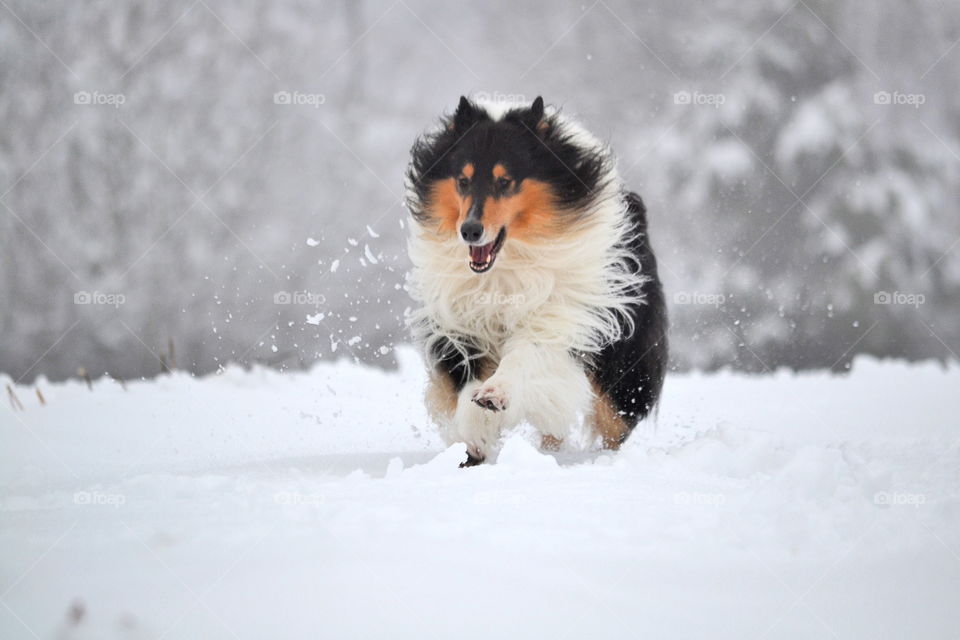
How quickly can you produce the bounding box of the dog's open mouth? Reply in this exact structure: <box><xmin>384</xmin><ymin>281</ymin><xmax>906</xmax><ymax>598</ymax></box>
<box><xmin>468</xmin><ymin>227</ymin><xmax>506</xmax><ymax>274</ymax></box>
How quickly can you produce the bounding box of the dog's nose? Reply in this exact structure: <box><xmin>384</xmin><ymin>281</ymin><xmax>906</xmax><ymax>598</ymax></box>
<box><xmin>460</xmin><ymin>220</ymin><xmax>484</xmax><ymax>243</ymax></box>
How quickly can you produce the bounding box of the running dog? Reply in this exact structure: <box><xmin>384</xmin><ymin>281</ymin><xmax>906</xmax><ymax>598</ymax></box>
<box><xmin>406</xmin><ymin>96</ymin><xmax>667</xmax><ymax>466</ymax></box>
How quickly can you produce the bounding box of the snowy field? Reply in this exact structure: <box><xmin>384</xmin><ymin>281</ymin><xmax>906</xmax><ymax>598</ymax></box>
<box><xmin>1</xmin><ymin>348</ymin><xmax>958</xmax><ymax>639</ymax></box>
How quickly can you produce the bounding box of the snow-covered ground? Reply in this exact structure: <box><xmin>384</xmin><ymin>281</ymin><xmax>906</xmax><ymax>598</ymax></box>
<box><xmin>1</xmin><ymin>349</ymin><xmax>958</xmax><ymax>639</ymax></box>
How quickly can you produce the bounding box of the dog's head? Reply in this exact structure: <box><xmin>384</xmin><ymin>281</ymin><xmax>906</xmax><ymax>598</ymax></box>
<box><xmin>408</xmin><ymin>96</ymin><xmax>609</xmax><ymax>274</ymax></box>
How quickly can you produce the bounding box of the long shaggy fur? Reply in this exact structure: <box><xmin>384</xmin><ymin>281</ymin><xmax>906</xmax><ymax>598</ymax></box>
<box><xmin>408</xmin><ymin>106</ymin><xmax>642</xmax><ymax>358</ymax></box>
<box><xmin>405</xmin><ymin>97</ymin><xmax>667</xmax><ymax>463</ymax></box>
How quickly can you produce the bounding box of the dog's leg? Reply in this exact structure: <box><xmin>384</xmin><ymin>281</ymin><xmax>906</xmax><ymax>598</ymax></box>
<box><xmin>472</xmin><ymin>340</ymin><xmax>592</xmax><ymax>444</ymax></box>
<box><xmin>451</xmin><ymin>379</ymin><xmax>508</xmax><ymax>462</ymax></box>
<box><xmin>423</xmin><ymin>340</ymin><xmax>505</xmax><ymax>465</ymax></box>
<box><xmin>459</xmin><ymin>450</ymin><xmax>485</xmax><ymax>468</ymax></box>
<box><xmin>426</xmin><ymin>372</ymin><xmax>503</xmax><ymax>464</ymax></box>
<box><xmin>540</xmin><ymin>434</ymin><xmax>563</xmax><ymax>452</ymax></box>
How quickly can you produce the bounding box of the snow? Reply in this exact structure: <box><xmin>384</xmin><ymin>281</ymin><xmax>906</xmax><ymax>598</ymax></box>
<box><xmin>704</xmin><ymin>138</ymin><xmax>753</xmax><ymax>182</ymax></box>
<box><xmin>1</xmin><ymin>351</ymin><xmax>958</xmax><ymax>639</ymax></box>
<box><xmin>775</xmin><ymin>83</ymin><xmax>861</xmax><ymax>168</ymax></box>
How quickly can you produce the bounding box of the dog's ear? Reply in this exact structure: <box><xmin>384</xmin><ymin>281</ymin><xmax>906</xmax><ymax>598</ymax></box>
<box><xmin>521</xmin><ymin>96</ymin><xmax>549</xmax><ymax>135</ymax></box>
<box><xmin>452</xmin><ymin>95</ymin><xmax>477</xmax><ymax>132</ymax></box>
<box><xmin>529</xmin><ymin>96</ymin><xmax>544</xmax><ymax>123</ymax></box>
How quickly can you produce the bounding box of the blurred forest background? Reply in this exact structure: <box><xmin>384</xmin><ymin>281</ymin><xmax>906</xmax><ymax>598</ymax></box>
<box><xmin>1</xmin><ymin>0</ymin><xmax>959</xmax><ymax>382</ymax></box>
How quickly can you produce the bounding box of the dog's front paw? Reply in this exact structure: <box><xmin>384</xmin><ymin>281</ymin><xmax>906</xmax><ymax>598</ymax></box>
<box><xmin>472</xmin><ymin>381</ymin><xmax>508</xmax><ymax>412</ymax></box>
<box><xmin>459</xmin><ymin>443</ymin><xmax>486</xmax><ymax>468</ymax></box>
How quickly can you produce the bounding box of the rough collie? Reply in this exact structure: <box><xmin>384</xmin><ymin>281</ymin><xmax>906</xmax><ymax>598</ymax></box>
<box><xmin>405</xmin><ymin>96</ymin><xmax>667</xmax><ymax>466</ymax></box>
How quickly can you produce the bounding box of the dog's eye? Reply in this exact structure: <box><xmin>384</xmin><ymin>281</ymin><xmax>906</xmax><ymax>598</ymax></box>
<box><xmin>497</xmin><ymin>177</ymin><xmax>512</xmax><ymax>190</ymax></box>
<box><xmin>458</xmin><ymin>176</ymin><xmax>470</xmax><ymax>190</ymax></box>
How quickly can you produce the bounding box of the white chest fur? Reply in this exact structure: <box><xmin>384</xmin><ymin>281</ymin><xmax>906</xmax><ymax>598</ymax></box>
<box><xmin>406</xmin><ymin>192</ymin><xmax>646</xmax><ymax>362</ymax></box>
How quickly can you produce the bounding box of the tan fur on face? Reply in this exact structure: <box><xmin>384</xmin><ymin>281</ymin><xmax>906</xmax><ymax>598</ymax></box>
<box><xmin>475</xmin><ymin>179</ymin><xmax>561</xmax><ymax>243</ymax></box>
<box><xmin>426</xmin><ymin>177</ymin><xmax>561</xmax><ymax>243</ymax></box>
<box><xmin>491</xmin><ymin>179</ymin><xmax>561</xmax><ymax>242</ymax></box>
<box><xmin>429</xmin><ymin>178</ymin><xmax>468</xmax><ymax>235</ymax></box>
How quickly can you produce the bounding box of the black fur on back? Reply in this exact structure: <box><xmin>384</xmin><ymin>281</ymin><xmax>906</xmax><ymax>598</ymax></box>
<box><xmin>588</xmin><ymin>193</ymin><xmax>668</xmax><ymax>440</ymax></box>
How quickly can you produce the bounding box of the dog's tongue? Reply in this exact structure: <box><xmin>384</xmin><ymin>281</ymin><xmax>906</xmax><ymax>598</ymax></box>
<box><xmin>470</xmin><ymin>241</ymin><xmax>495</xmax><ymax>264</ymax></box>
